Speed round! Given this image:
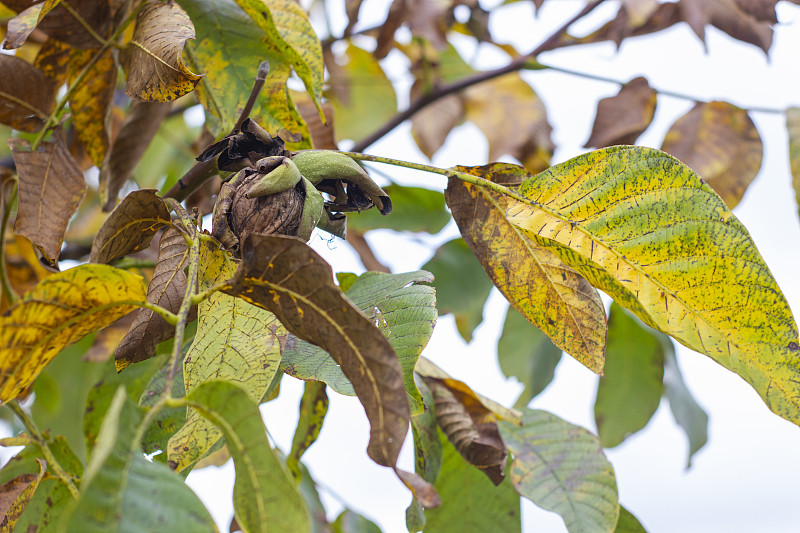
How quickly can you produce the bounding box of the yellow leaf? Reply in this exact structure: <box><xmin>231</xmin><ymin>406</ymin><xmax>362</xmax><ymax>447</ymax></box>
<box><xmin>0</xmin><ymin>265</ymin><xmax>147</xmax><ymax>403</ymax></box>
<box><xmin>505</xmin><ymin>146</ymin><xmax>800</xmax><ymax>424</ymax></box>
<box><xmin>68</xmin><ymin>49</ymin><xmax>116</xmax><ymax>167</ymax></box>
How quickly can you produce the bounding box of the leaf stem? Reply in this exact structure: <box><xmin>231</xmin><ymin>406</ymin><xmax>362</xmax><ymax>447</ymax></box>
<box><xmin>191</xmin><ymin>281</ymin><xmax>228</xmax><ymax>305</ymax></box>
<box><xmin>1</xmin><ymin>181</ymin><xmax>19</xmax><ymax>305</ymax></box>
<box><xmin>139</xmin><ymin>302</ymin><xmax>179</xmax><ymax>326</ymax></box>
<box><xmin>8</xmin><ymin>401</ymin><xmax>80</xmax><ymax>499</ymax></box>
<box><xmin>350</xmin><ymin>0</ymin><xmax>606</xmax><ymax>152</ymax></box>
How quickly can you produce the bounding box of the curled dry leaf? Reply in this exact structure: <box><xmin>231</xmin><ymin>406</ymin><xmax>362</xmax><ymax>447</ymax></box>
<box><xmin>584</xmin><ymin>77</ymin><xmax>657</xmax><ymax>148</ymax></box>
<box><xmin>99</xmin><ymin>100</ymin><xmax>172</xmax><ymax>210</ymax></box>
<box><xmin>2</xmin><ymin>0</ymin><xmax>110</xmax><ymax>49</ymax></box>
<box><xmin>422</xmin><ymin>376</ymin><xmax>508</xmax><ymax>486</ymax></box>
<box><xmin>0</xmin><ymin>55</ymin><xmax>57</xmax><ymax>132</ymax></box>
<box><xmin>446</xmin><ymin>164</ymin><xmax>606</xmax><ymax>373</ymax></box>
<box><xmin>661</xmin><ymin>101</ymin><xmax>762</xmax><ymax>208</ymax></box>
<box><xmin>125</xmin><ymin>1</ymin><xmax>203</xmax><ymax>102</ymax></box>
<box><xmin>115</xmin><ymin>227</ymin><xmax>194</xmax><ymax>370</ymax></box>
<box><xmin>4</xmin><ymin>1</ymin><xmax>57</xmax><ymax>49</ymax></box>
<box><xmin>9</xmin><ymin>137</ymin><xmax>87</xmax><ymax>265</ymax></box>
<box><xmin>90</xmin><ymin>189</ymin><xmax>171</xmax><ymax>264</ymax></box>
<box><xmin>226</xmin><ymin>234</ymin><xmax>409</xmax><ymax>468</ymax></box>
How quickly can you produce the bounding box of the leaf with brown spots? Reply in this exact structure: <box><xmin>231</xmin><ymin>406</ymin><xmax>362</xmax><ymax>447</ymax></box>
<box><xmin>125</xmin><ymin>1</ymin><xmax>203</xmax><ymax>102</ymax></box>
<box><xmin>9</xmin><ymin>137</ymin><xmax>86</xmax><ymax>264</ymax></box>
<box><xmin>422</xmin><ymin>376</ymin><xmax>507</xmax><ymax>486</ymax></box>
<box><xmin>67</xmin><ymin>49</ymin><xmax>117</xmax><ymax>168</ymax></box>
<box><xmin>3</xmin><ymin>0</ymin><xmax>59</xmax><ymax>49</ymax></box>
<box><xmin>90</xmin><ymin>189</ymin><xmax>171</xmax><ymax>264</ymax></box>
<box><xmin>227</xmin><ymin>233</ymin><xmax>409</xmax><ymax>469</ymax></box>
<box><xmin>115</xmin><ymin>227</ymin><xmax>194</xmax><ymax>370</ymax></box>
<box><xmin>99</xmin><ymin>101</ymin><xmax>172</xmax><ymax>210</ymax></box>
<box><xmin>2</xmin><ymin>0</ymin><xmax>110</xmax><ymax>49</ymax></box>
<box><xmin>585</xmin><ymin>77</ymin><xmax>657</xmax><ymax>148</ymax></box>
<box><xmin>0</xmin><ymin>458</ymin><xmax>45</xmax><ymax>530</ymax></box>
<box><xmin>446</xmin><ymin>164</ymin><xmax>606</xmax><ymax>373</ymax></box>
<box><xmin>33</xmin><ymin>38</ymin><xmax>71</xmax><ymax>85</ymax></box>
<box><xmin>0</xmin><ymin>55</ymin><xmax>57</xmax><ymax>132</ymax></box>
<box><xmin>660</xmin><ymin>101</ymin><xmax>762</xmax><ymax>208</ymax></box>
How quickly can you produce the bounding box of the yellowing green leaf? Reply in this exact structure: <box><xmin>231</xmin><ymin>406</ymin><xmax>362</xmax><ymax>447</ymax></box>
<box><xmin>447</xmin><ymin>164</ymin><xmax>606</xmax><ymax>372</ymax></box>
<box><xmin>504</xmin><ymin>146</ymin><xmax>800</xmax><ymax>425</ymax></box>
<box><xmin>179</xmin><ymin>0</ymin><xmax>309</xmax><ymax>142</ymax></box>
<box><xmin>126</xmin><ymin>2</ymin><xmax>203</xmax><ymax>102</ymax></box>
<box><xmin>0</xmin><ymin>457</ymin><xmax>45</xmax><ymax>531</ymax></box>
<box><xmin>287</xmin><ymin>381</ymin><xmax>329</xmax><ymax>478</ymax></box>
<box><xmin>168</xmin><ymin>242</ymin><xmax>285</xmax><ymax>471</ymax></box>
<box><xmin>660</xmin><ymin>101</ymin><xmax>762</xmax><ymax>208</ymax></box>
<box><xmin>614</xmin><ymin>506</ymin><xmax>648</xmax><ymax>533</ymax></box>
<box><xmin>499</xmin><ymin>409</ymin><xmax>618</xmax><ymax>533</ymax></box>
<box><xmin>0</xmin><ymin>264</ymin><xmax>146</xmax><ymax>403</ymax></box>
<box><xmin>68</xmin><ymin>48</ymin><xmax>116</xmax><ymax>167</ymax></box>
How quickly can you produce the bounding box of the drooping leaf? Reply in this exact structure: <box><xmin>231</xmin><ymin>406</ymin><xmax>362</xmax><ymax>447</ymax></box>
<box><xmin>405</xmin><ymin>376</ymin><xmax>441</xmax><ymax>533</ymax></box>
<box><xmin>347</xmin><ymin>185</ymin><xmax>450</xmax><ymax>234</ymax></box>
<box><xmin>662</xmin><ymin>342</ymin><xmax>708</xmax><ymax>467</ymax></box>
<box><xmin>115</xmin><ymin>227</ymin><xmax>192</xmax><ymax>369</ymax></box>
<box><xmin>68</xmin><ymin>49</ymin><xmax>116</xmax><ymax>168</ymax></box>
<box><xmin>660</xmin><ymin>101</ymin><xmax>762</xmax><ymax>208</ymax></box>
<box><xmin>422</xmin><ymin>376</ymin><xmax>507</xmax><ymax>486</ymax></box>
<box><xmin>9</xmin><ymin>137</ymin><xmax>87</xmax><ymax>264</ymax></box>
<box><xmin>125</xmin><ymin>1</ymin><xmax>203</xmax><ymax>102</ymax></box>
<box><xmin>281</xmin><ymin>270</ymin><xmax>436</xmax><ymax>415</ymax></box>
<box><xmin>423</xmin><ymin>434</ymin><xmax>520</xmax><ymax>533</ymax></box>
<box><xmin>327</xmin><ymin>43</ymin><xmax>397</xmax><ymax>143</ymax></box>
<box><xmin>499</xmin><ymin>409</ymin><xmax>619</xmax><ymax>533</ymax></box>
<box><xmin>287</xmin><ymin>381</ymin><xmax>329</xmax><ymax>478</ymax></box>
<box><xmin>594</xmin><ymin>303</ymin><xmax>665</xmax><ymax>448</ymax></box>
<box><xmin>504</xmin><ymin>146</ymin><xmax>800</xmax><ymax>426</ymax></box>
<box><xmin>228</xmin><ymin>234</ymin><xmax>408</xmax><ymax>467</ymax></box>
<box><xmin>333</xmin><ymin>509</ymin><xmax>382</xmax><ymax>533</ymax></box>
<box><xmin>787</xmin><ymin>108</ymin><xmax>800</xmax><ymax>218</ymax></box>
<box><xmin>89</xmin><ymin>189</ymin><xmax>171</xmax><ymax>264</ymax></box>
<box><xmin>447</xmin><ymin>164</ymin><xmax>606</xmax><ymax>371</ymax></box>
<box><xmin>232</xmin><ymin>0</ymin><xmax>324</xmax><ymax>110</ymax></box>
<box><xmin>169</xmin><ymin>242</ymin><xmax>285</xmax><ymax>471</ymax></box>
<box><xmin>64</xmin><ymin>387</ymin><xmax>218</xmax><ymax>533</ymax></box>
<box><xmin>585</xmin><ymin>77</ymin><xmax>657</xmax><ymax>148</ymax></box>
<box><xmin>0</xmin><ymin>264</ymin><xmax>146</xmax><ymax>403</ymax></box>
<box><xmin>2</xmin><ymin>0</ymin><xmax>110</xmax><ymax>49</ymax></box>
<box><xmin>614</xmin><ymin>505</ymin><xmax>649</xmax><ymax>533</ymax></box>
<box><xmin>99</xmin><ymin>101</ymin><xmax>172</xmax><ymax>210</ymax></box>
<box><xmin>3</xmin><ymin>1</ymin><xmax>59</xmax><ymax>49</ymax></box>
<box><xmin>498</xmin><ymin>306</ymin><xmax>562</xmax><ymax>408</ymax></box>
<box><xmin>178</xmin><ymin>0</ymin><xmax>309</xmax><ymax>142</ymax></box>
<box><xmin>0</xmin><ymin>457</ymin><xmax>45</xmax><ymax>531</ymax></box>
<box><xmin>464</xmin><ymin>73</ymin><xmax>553</xmax><ymax>174</ymax></box>
<box><xmin>679</xmin><ymin>0</ymin><xmax>773</xmax><ymax>53</ymax></box>
<box><xmin>184</xmin><ymin>380</ymin><xmax>310</xmax><ymax>533</ymax></box>
<box><xmin>422</xmin><ymin>238</ymin><xmax>492</xmax><ymax>343</ymax></box>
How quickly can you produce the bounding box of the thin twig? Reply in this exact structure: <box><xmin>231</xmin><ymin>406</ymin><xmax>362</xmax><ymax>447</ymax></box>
<box><xmin>350</xmin><ymin>0</ymin><xmax>606</xmax><ymax>152</ymax></box>
<box><xmin>346</xmin><ymin>230</ymin><xmax>391</xmax><ymax>273</ymax></box>
<box><xmin>8</xmin><ymin>402</ymin><xmax>80</xmax><ymax>499</ymax></box>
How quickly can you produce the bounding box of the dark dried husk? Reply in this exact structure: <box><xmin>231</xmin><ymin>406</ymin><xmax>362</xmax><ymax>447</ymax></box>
<box><xmin>229</xmin><ymin>170</ymin><xmax>306</xmax><ymax>244</ymax></box>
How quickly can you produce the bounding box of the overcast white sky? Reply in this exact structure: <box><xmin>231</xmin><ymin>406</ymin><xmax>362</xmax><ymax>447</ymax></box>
<box><xmin>189</xmin><ymin>1</ymin><xmax>800</xmax><ymax>532</ymax></box>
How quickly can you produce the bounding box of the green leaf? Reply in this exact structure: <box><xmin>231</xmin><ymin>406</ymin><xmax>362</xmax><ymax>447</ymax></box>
<box><xmin>287</xmin><ymin>381</ymin><xmax>329</xmax><ymax>478</ymax></box>
<box><xmin>594</xmin><ymin>303</ymin><xmax>665</xmax><ymax>448</ymax></box>
<box><xmin>406</xmin><ymin>376</ymin><xmax>441</xmax><ymax>533</ymax></box>
<box><xmin>65</xmin><ymin>387</ymin><xmax>218</xmax><ymax>533</ymax></box>
<box><xmin>138</xmin><ymin>353</ymin><xmax>186</xmax><ymax>459</ymax></box>
<box><xmin>499</xmin><ymin>409</ymin><xmax>619</xmax><ymax>533</ymax></box>
<box><xmin>505</xmin><ymin>146</ymin><xmax>800</xmax><ymax>426</ymax></box>
<box><xmin>281</xmin><ymin>270</ymin><xmax>436</xmax><ymax>415</ymax></box>
<box><xmin>178</xmin><ymin>0</ymin><xmax>309</xmax><ymax>142</ymax></box>
<box><xmin>663</xmin><ymin>343</ymin><xmax>708</xmax><ymax>467</ymax></box>
<box><xmin>327</xmin><ymin>43</ymin><xmax>397</xmax><ymax>142</ymax></box>
<box><xmin>333</xmin><ymin>509</ymin><xmax>383</xmax><ymax>533</ymax></box>
<box><xmin>423</xmin><ymin>434</ymin><xmax>520</xmax><ymax>533</ymax></box>
<box><xmin>296</xmin><ymin>462</ymin><xmax>330</xmax><ymax>533</ymax></box>
<box><xmin>347</xmin><ymin>185</ymin><xmax>450</xmax><ymax>234</ymax></box>
<box><xmin>498</xmin><ymin>306</ymin><xmax>562</xmax><ymax>408</ymax></box>
<box><xmin>614</xmin><ymin>506</ymin><xmax>648</xmax><ymax>533</ymax></box>
<box><xmin>422</xmin><ymin>238</ymin><xmax>493</xmax><ymax>342</ymax></box>
<box><xmin>169</xmin><ymin>242</ymin><xmax>285</xmax><ymax>471</ymax></box>
<box><xmin>184</xmin><ymin>380</ymin><xmax>310</xmax><ymax>533</ymax></box>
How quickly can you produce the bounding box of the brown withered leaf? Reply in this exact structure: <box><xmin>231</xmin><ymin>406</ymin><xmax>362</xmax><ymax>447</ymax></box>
<box><xmin>68</xmin><ymin>49</ymin><xmax>117</xmax><ymax>168</ymax></box>
<box><xmin>585</xmin><ymin>77</ymin><xmax>657</xmax><ymax>148</ymax></box>
<box><xmin>411</xmin><ymin>81</ymin><xmax>464</xmax><ymax>159</ymax></box>
<box><xmin>294</xmin><ymin>92</ymin><xmax>337</xmax><ymax>149</ymax></box>
<box><xmin>562</xmin><ymin>2</ymin><xmax>680</xmax><ymax>49</ymax></box>
<box><xmin>125</xmin><ymin>1</ymin><xmax>203</xmax><ymax>102</ymax></box>
<box><xmin>9</xmin><ymin>137</ymin><xmax>87</xmax><ymax>265</ymax></box>
<box><xmin>375</xmin><ymin>0</ymin><xmax>408</xmax><ymax>59</ymax></box>
<box><xmin>3</xmin><ymin>0</ymin><xmax>110</xmax><ymax>49</ymax></box>
<box><xmin>0</xmin><ymin>55</ymin><xmax>57</xmax><ymax>132</ymax></box>
<box><xmin>661</xmin><ymin>101</ymin><xmax>762</xmax><ymax>208</ymax></box>
<box><xmin>226</xmin><ymin>233</ymin><xmax>409</xmax><ymax>468</ymax></box>
<box><xmin>0</xmin><ymin>458</ymin><xmax>45</xmax><ymax>530</ymax></box>
<box><xmin>116</xmin><ymin>227</ymin><xmax>195</xmax><ymax>370</ymax></box>
<box><xmin>679</xmin><ymin>0</ymin><xmax>773</xmax><ymax>53</ymax></box>
<box><xmin>33</xmin><ymin>38</ymin><xmax>71</xmax><ymax>85</ymax></box>
<box><xmin>90</xmin><ymin>189</ymin><xmax>171</xmax><ymax>264</ymax></box>
<box><xmin>464</xmin><ymin>74</ymin><xmax>553</xmax><ymax>174</ymax></box>
<box><xmin>446</xmin><ymin>164</ymin><xmax>607</xmax><ymax>373</ymax></box>
<box><xmin>344</xmin><ymin>0</ymin><xmax>364</xmax><ymax>36</ymax></box>
<box><xmin>99</xmin><ymin>100</ymin><xmax>172</xmax><ymax>210</ymax></box>
<box><xmin>3</xmin><ymin>1</ymin><xmax>58</xmax><ymax>49</ymax></box>
<box><xmin>423</xmin><ymin>376</ymin><xmax>507</xmax><ymax>486</ymax></box>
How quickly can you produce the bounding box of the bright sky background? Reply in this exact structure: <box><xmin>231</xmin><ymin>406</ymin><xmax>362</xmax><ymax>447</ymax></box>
<box><xmin>189</xmin><ymin>2</ymin><xmax>800</xmax><ymax>533</ymax></box>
